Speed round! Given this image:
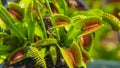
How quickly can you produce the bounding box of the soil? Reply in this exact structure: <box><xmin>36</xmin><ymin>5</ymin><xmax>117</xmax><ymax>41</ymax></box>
<box><xmin>2</xmin><ymin>49</ymin><xmax>68</xmax><ymax>68</ymax></box>
<box><xmin>3</xmin><ymin>58</ymin><xmax>36</xmax><ymax>68</ymax></box>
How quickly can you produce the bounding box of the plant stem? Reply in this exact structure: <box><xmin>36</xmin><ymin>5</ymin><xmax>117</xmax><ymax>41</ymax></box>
<box><xmin>61</xmin><ymin>0</ymin><xmax>68</xmax><ymax>15</ymax></box>
<box><xmin>33</xmin><ymin>0</ymin><xmax>47</xmax><ymax>39</ymax></box>
<box><xmin>45</xmin><ymin>0</ymin><xmax>53</xmax><ymax>17</ymax></box>
<box><xmin>45</xmin><ymin>0</ymin><xmax>60</xmax><ymax>41</ymax></box>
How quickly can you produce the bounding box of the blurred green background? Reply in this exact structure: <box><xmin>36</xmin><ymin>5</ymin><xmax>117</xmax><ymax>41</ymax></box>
<box><xmin>84</xmin><ymin>0</ymin><xmax>120</xmax><ymax>62</ymax></box>
<box><xmin>84</xmin><ymin>0</ymin><xmax>120</xmax><ymax>67</ymax></box>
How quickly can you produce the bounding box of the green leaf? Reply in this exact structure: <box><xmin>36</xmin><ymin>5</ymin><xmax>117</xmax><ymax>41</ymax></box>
<box><xmin>0</xmin><ymin>55</ymin><xmax>7</xmax><ymax>64</ymax></box>
<box><xmin>35</xmin><ymin>22</ymin><xmax>44</xmax><ymax>39</ymax></box>
<box><xmin>58</xmin><ymin>27</ymin><xmax>67</xmax><ymax>44</ymax></box>
<box><xmin>71</xmin><ymin>15</ymin><xmax>87</xmax><ymax>22</ymax></box>
<box><xmin>0</xmin><ymin>18</ymin><xmax>7</xmax><ymax>29</ymax></box>
<box><xmin>58</xmin><ymin>47</ymin><xmax>75</xmax><ymax>68</ymax></box>
<box><xmin>65</xmin><ymin>25</ymin><xmax>82</xmax><ymax>48</ymax></box>
<box><xmin>18</xmin><ymin>22</ymin><xmax>28</xmax><ymax>37</ymax></box>
<box><xmin>56</xmin><ymin>0</ymin><xmax>68</xmax><ymax>14</ymax></box>
<box><xmin>50</xmin><ymin>46</ymin><xmax>57</xmax><ymax>65</ymax></box>
<box><xmin>32</xmin><ymin>38</ymin><xmax>58</xmax><ymax>47</ymax></box>
<box><xmin>52</xmin><ymin>14</ymin><xmax>71</xmax><ymax>28</ymax></box>
<box><xmin>19</xmin><ymin>0</ymin><xmax>33</xmax><ymax>8</ymax></box>
<box><xmin>81</xmin><ymin>61</ymin><xmax>86</xmax><ymax>68</ymax></box>
<box><xmin>23</xmin><ymin>0</ymin><xmax>35</xmax><ymax>42</ymax></box>
<box><xmin>27</xmin><ymin>18</ymin><xmax>36</xmax><ymax>43</ymax></box>
<box><xmin>0</xmin><ymin>45</ymin><xmax>11</xmax><ymax>51</ymax></box>
<box><xmin>0</xmin><ymin>6</ymin><xmax>25</xmax><ymax>39</ymax></box>
<box><xmin>33</xmin><ymin>0</ymin><xmax>47</xmax><ymax>39</ymax></box>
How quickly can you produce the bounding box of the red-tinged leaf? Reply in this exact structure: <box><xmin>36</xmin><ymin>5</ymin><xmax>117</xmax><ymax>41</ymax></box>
<box><xmin>52</xmin><ymin>14</ymin><xmax>71</xmax><ymax>28</ymax></box>
<box><xmin>74</xmin><ymin>17</ymin><xmax>103</xmax><ymax>38</ymax></box>
<box><xmin>80</xmin><ymin>34</ymin><xmax>92</xmax><ymax>47</ymax></box>
<box><xmin>59</xmin><ymin>47</ymin><xmax>75</xmax><ymax>68</ymax></box>
<box><xmin>81</xmin><ymin>49</ymin><xmax>93</xmax><ymax>64</ymax></box>
<box><xmin>82</xmin><ymin>53</ymin><xmax>89</xmax><ymax>63</ymax></box>
<box><xmin>10</xmin><ymin>50</ymin><xmax>24</xmax><ymax>64</ymax></box>
<box><xmin>8</xmin><ymin>3</ymin><xmax>24</xmax><ymax>21</ymax></box>
<box><xmin>50</xmin><ymin>2</ymin><xmax>59</xmax><ymax>14</ymax></box>
<box><xmin>80</xmin><ymin>33</ymin><xmax>95</xmax><ymax>51</ymax></box>
<box><xmin>70</xmin><ymin>42</ymin><xmax>82</xmax><ymax>67</ymax></box>
<box><xmin>81</xmin><ymin>49</ymin><xmax>92</xmax><ymax>63</ymax></box>
<box><xmin>83</xmin><ymin>20</ymin><xmax>101</xmax><ymax>33</ymax></box>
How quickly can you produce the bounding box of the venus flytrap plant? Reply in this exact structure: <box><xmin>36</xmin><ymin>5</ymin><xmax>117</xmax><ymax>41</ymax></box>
<box><xmin>0</xmin><ymin>0</ymin><xmax>31</xmax><ymax>65</ymax></box>
<box><xmin>41</xmin><ymin>1</ymin><xmax>86</xmax><ymax>68</ymax></box>
<box><xmin>65</xmin><ymin>16</ymin><xmax>103</xmax><ymax>48</ymax></box>
<box><xmin>0</xmin><ymin>0</ymin><xmax>120</xmax><ymax>68</ymax></box>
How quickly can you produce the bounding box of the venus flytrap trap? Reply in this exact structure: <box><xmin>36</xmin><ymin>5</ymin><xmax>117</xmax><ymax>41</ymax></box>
<box><xmin>8</xmin><ymin>2</ymin><xmax>24</xmax><ymax>21</ymax></box>
<box><xmin>31</xmin><ymin>38</ymin><xmax>58</xmax><ymax>47</ymax></box>
<box><xmin>7</xmin><ymin>47</ymin><xmax>25</xmax><ymax>64</ymax></box>
<box><xmin>0</xmin><ymin>0</ymin><xmax>120</xmax><ymax>68</ymax></box>
<box><xmin>27</xmin><ymin>46</ymin><xmax>47</xmax><ymax>68</ymax></box>
<box><xmin>80</xmin><ymin>33</ymin><xmax>95</xmax><ymax>52</ymax></box>
<box><xmin>102</xmin><ymin>13</ymin><xmax>120</xmax><ymax>31</ymax></box>
<box><xmin>49</xmin><ymin>45</ymin><xmax>57</xmax><ymax>65</ymax></box>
